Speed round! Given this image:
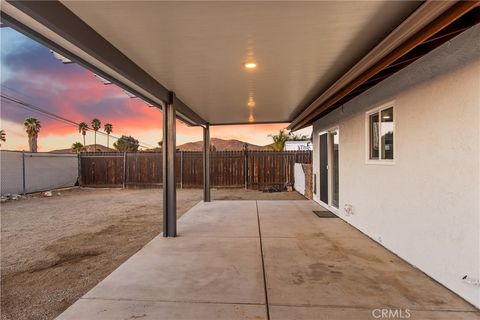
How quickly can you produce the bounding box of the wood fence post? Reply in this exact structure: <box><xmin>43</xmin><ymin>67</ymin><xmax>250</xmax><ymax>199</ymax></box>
<box><xmin>244</xmin><ymin>149</ymin><xmax>248</xmax><ymax>189</ymax></box>
<box><xmin>122</xmin><ymin>152</ymin><xmax>127</xmax><ymax>189</ymax></box>
<box><xmin>180</xmin><ymin>151</ymin><xmax>183</xmax><ymax>189</ymax></box>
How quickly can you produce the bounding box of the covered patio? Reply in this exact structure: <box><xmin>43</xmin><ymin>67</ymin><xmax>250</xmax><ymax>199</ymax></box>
<box><xmin>1</xmin><ymin>1</ymin><xmax>479</xmax><ymax>318</ymax></box>
<box><xmin>2</xmin><ymin>0</ymin><xmax>477</xmax><ymax>237</ymax></box>
<box><xmin>55</xmin><ymin>200</ymin><xmax>477</xmax><ymax>320</ymax></box>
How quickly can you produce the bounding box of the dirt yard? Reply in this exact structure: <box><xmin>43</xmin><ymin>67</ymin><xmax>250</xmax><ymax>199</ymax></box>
<box><xmin>0</xmin><ymin>187</ymin><xmax>304</xmax><ymax>320</ymax></box>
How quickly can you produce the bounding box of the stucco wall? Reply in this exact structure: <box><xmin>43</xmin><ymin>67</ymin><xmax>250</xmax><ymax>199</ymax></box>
<box><xmin>312</xmin><ymin>26</ymin><xmax>479</xmax><ymax>307</ymax></box>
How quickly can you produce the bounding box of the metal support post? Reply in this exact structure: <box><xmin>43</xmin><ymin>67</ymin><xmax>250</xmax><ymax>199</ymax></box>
<box><xmin>163</xmin><ymin>92</ymin><xmax>177</xmax><ymax>237</ymax></box>
<box><xmin>203</xmin><ymin>123</ymin><xmax>211</xmax><ymax>202</ymax></box>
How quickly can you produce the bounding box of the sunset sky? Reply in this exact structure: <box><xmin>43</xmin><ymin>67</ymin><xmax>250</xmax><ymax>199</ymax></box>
<box><xmin>0</xmin><ymin>27</ymin><xmax>310</xmax><ymax>152</ymax></box>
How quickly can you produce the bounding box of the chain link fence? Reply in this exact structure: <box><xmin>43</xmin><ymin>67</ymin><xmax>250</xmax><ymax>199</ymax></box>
<box><xmin>1</xmin><ymin>151</ymin><xmax>79</xmax><ymax>195</ymax></box>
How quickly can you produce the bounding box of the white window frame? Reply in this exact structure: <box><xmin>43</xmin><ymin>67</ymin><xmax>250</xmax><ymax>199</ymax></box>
<box><xmin>365</xmin><ymin>101</ymin><xmax>395</xmax><ymax>165</ymax></box>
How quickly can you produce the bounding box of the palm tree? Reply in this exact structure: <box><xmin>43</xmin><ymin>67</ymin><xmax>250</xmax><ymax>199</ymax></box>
<box><xmin>91</xmin><ymin>118</ymin><xmax>101</xmax><ymax>151</ymax></box>
<box><xmin>104</xmin><ymin>123</ymin><xmax>113</xmax><ymax>148</ymax></box>
<box><xmin>268</xmin><ymin>129</ymin><xmax>289</xmax><ymax>151</ymax></box>
<box><xmin>71</xmin><ymin>142</ymin><xmax>84</xmax><ymax>153</ymax></box>
<box><xmin>24</xmin><ymin>117</ymin><xmax>41</xmax><ymax>152</ymax></box>
<box><xmin>78</xmin><ymin>122</ymin><xmax>88</xmax><ymax>146</ymax></box>
<box><xmin>0</xmin><ymin>129</ymin><xmax>6</xmax><ymax>147</ymax></box>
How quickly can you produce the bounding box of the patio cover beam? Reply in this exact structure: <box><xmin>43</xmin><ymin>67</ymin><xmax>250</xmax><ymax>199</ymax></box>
<box><xmin>4</xmin><ymin>0</ymin><xmax>207</xmax><ymax>127</ymax></box>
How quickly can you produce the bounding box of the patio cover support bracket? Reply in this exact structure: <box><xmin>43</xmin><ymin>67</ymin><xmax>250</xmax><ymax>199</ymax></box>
<box><xmin>163</xmin><ymin>92</ymin><xmax>177</xmax><ymax>237</ymax></box>
<box><xmin>203</xmin><ymin>124</ymin><xmax>211</xmax><ymax>202</ymax></box>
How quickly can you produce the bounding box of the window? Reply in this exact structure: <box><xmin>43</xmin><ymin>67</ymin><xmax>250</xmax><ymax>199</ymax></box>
<box><xmin>367</xmin><ymin>104</ymin><xmax>394</xmax><ymax>162</ymax></box>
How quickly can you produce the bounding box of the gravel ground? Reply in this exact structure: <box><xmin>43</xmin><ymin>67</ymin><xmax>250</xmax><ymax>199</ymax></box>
<box><xmin>0</xmin><ymin>187</ymin><xmax>304</xmax><ymax>320</ymax></box>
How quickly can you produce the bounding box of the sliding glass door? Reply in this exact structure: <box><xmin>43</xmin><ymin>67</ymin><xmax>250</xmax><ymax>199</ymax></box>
<box><xmin>330</xmin><ymin>129</ymin><xmax>339</xmax><ymax>208</ymax></box>
<box><xmin>319</xmin><ymin>128</ymin><xmax>339</xmax><ymax>208</ymax></box>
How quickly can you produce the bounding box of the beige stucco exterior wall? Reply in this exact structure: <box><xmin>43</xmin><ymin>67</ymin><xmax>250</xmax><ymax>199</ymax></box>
<box><xmin>312</xmin><ymin>26</ymin><xmax>479</xmax><ymax>307</ymax></box>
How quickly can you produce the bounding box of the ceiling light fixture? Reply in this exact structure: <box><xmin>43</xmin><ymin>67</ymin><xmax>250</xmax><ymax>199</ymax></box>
<box><xmin>247</xmin><ymin>98</ymin><xmax>256</xmax><ymax>108</ymax></box>
<box><xmin>243</xmin><ymin>62</ymin><xmax>257</xmax><ymax>70</ymax></box>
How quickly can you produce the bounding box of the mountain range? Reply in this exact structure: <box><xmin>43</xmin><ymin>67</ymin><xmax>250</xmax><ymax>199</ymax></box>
<box><xmin>49</xmin><ymin>138</ymin><xmax>270</xmax><ymax>153</ymax></box>
<box><xmin>177</xmin><ymin>138</ymin><xmax>269</xmax><ymax>151</ymax></box>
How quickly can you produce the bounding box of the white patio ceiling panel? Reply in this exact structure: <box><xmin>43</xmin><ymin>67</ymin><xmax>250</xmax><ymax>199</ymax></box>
<box><xmin>60</xmin><ymin>1</ymin><xmax>420</xmax><ymax>125</ymax></box>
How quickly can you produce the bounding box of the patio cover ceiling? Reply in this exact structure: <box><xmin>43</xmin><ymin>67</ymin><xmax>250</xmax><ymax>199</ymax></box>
<box><xmin>58</xmin><ymin>0</ymin><xmax>423</xmax><ymax>126</ymax></box>
<box><xmin>2</xmin><ymin>1</ymin><xmax>477</xmax><ymax>127</ymax></box>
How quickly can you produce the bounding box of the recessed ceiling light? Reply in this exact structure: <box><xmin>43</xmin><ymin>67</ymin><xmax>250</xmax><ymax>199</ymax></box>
<box><xmin>247</xmin><ymin>98</ymin><xmax>256</xmax><ymax>108</ymax></box>
<box><xmin>243</xmin><ymin>62</ymin><xmax>257</xmax><ymax>70</ymax></box>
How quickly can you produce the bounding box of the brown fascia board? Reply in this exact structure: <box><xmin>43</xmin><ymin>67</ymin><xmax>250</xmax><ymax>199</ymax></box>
<box><xmin>288</xmin><ymin>1</ymin><xmax>479</xmax><ymax>131</ymax></box>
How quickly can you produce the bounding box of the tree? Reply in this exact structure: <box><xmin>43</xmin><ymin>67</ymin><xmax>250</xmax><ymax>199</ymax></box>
<box><xmin>78</xmin><ymin>122</ymin><xmax>88</xmax><ymax>146</ymax></box>
<box><xmin>0</xmin><ymin>129</ymin><xmax>5</xmax><ymax>147</ymax></box>
<box><xmin>91</xmin><ymin>118</ymin><xmax>101</xmax><ymax>151</ymax></box>
<box><xmin>71</xmin><ymin>142</ymin><xmax>84</xmax><ymax>153</ymax></box>
<box><xmin>24</xmin><ymin>117</ymin><xmax>41</xmax><ymax>152</ymax></box>
<box><xmin>113</xmin><ymin>135</ymin><xmax>139</xmax><ymax>152</ymax></box>
<box><xmin>104</xmin><ymin>123</ymin><xmax>113</xmax><ymax>148</ymax></box>
<box><xmin>268</xmin><ymin>129</ymin><xmax>289</xmax><ymax>151</ymax></box>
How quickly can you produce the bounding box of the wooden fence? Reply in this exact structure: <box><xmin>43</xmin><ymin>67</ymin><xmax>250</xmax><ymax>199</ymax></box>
<box><xmin>79</xmin><ymin>151</ymin><xmax>312</xmax><ymax>190</ymax></box>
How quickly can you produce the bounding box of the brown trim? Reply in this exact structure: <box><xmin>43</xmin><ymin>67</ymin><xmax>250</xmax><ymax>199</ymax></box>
<box><xmin>290</xmin><ymin>2</ymin><xmax>479</xmax><ymax>130</ymax></box>
<box><xmin>5</xmin><ymin>0</ymin><xmax>207</xmax><ymax>126</ymax></box>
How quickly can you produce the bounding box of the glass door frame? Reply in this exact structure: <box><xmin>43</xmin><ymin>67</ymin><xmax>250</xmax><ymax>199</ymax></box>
<box><xmin>327</xmin><ymin>127</ymin><xmax>339</xmax><ymax>209</ymax></box>
<box><xmin>318</xmin><ymin>126</ymin><xmax>340</xmax><ymax>211</ymax></box>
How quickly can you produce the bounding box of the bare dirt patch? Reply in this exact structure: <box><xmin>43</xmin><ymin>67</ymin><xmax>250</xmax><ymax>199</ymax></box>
<box><xmin>1</xmin><ymin>187</ymin><xmax>304</xmax><ymax>320</ymax></box>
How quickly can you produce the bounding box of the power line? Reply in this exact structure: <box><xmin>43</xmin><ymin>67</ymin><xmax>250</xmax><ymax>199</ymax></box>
<box><xmin>1</xmin><ymin>84</ymin><xmax>42</xmax><ymax>104</ymax></box>
<box><xmin>0</xmin><ymin>93</ymin><xmax>156</xmax><ymax>149</ymax></box>
<box><xmin>1</xmin><ymin>99</ymin><xmax>76</xmax><ymax>129</ymax></box>
<box><xmin>1</xmin><ymin>94</ymin><xmax>156</xmax><ymax>149</ymax></box>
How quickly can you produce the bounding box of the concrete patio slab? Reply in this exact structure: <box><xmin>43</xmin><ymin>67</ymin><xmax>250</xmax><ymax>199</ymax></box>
<box><xmin>270</xmin><ymin>306</ymin><xmax>480</xmax><ymax>320</ymax></box>
<box><xmin>262</xmin><ymin>234</ymin><xmax>475</xmax><ymax>311</ymax></box>
<box><xmin>258</xmin><ymin>200</ymin><xmax>365</xmax><ymax>239</ymax></box>
<box><xmin>179</xmin><ymin>200</ymin><xmax>258</xmax><ymax>237</ymax></box>
<box><xmin>57</xmin><ymin>299</ymin><xmax>267</xmax><ymax>320</ymax></box>
<box><xmin>56</xmin><ymin>199</ymin><xmax>479</xmax><ymax>319</ymax></box>
<box><xmin>84</xmin><ymin>236</ymin><xmax>265</xmax><ymax>304</ymax></box>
